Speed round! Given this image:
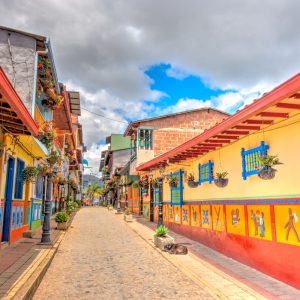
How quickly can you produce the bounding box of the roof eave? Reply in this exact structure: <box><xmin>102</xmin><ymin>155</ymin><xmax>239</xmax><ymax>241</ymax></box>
<box><xmin>137</xmin><ymin>72</ymin><xmax>300</xmax><ymax>171</ymax></box>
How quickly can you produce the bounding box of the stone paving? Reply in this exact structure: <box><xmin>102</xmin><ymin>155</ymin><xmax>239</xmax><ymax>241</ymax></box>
<box><xmin>137</xmin><ymin>218</ymin><xmax>300</xmax><ymax>300</ymax></box>
<box><xmin>0</xmin><ymin>217</ymin><xmax>60</xmax><ymax>299</ymax></box>
<box><xmin>33</xmin><ymin>207</ymin><xmax>216</xmax><ymax>300</ymax></box>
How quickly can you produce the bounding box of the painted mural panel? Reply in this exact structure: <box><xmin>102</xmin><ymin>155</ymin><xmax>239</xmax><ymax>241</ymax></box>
<box><xmin>275</xmin><ymin>205</ymin><xmax>300</xmax><ymax>246</ymax></box>
<box><xmin>190</xmin><ymin>205</ymin><xmax>200</xmax><ymax>227</ymax></box>
<box><xmin>143</xmin><ymin>204</ymin><xmax>150</xmax><ymax>221</ymax></box>
<box><xmin>163</xmin><ymin>205</ymin><xmax>169</xmax><ymax>222</ymax></box>
<box><xmin>174</xmin><ymin>206</ymin><xmax>181</xmax><ymax>224</ymax></box>
<box><xmin>181</xmin><ymin>205</ymin><xmax>190</xmax><ymax>226</ymax></box>
<box><xmin>226</xmin><ymin>205</ymin><xmax>246</xmax><ymax>236</ymax></box>
<box><xmin>168</xmin><ymin>205</ymin><xmax>174</xmax><ymax>222</ymax></box>
<box><xmin>212</xmin><ymin>205</ymin><xmax>225</xmax><ymax>232</ymax></box>
<box><xmin>201</xmin><ymin>204</ymin><xmax>211</xmax><ymax>229</ymax></box>
<box><xmin>247</xmin><ymin>205</ymin><xmax>272</xmax><ymax>241</ymax></box>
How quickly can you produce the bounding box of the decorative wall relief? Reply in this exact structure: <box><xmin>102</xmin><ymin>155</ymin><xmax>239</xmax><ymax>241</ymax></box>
<box><xmin>181</xmin><ymin>205</ymin><xmax>190</xmax><ymax>225</ymax></box>
<box><xmin>226</xmin><ymin>205</ymin><xmax>246</xmax><ymax>235</ymax></box>
<box><xmin>275</xmin><ymin>205</ymin><xmax>300</xmax><ymax>246</ymax></box>
<box><xmin>247</xmin><ymin>205</ymin><xmax>272</xmax><ymax>240</ymax></box>
<box><xmin>190</xmin><ymin>205</ymin><xmax>200</xmax><ymax>227</ymax></box>
<box><xmin>201</xmin><ymin>205</ymin><xmax>211</xmax><ymax>229</ymax></box>
<box><xmin>212</xmin><ymin>204</ymin><xmax>224</xmax><ymax>232</ymax></box>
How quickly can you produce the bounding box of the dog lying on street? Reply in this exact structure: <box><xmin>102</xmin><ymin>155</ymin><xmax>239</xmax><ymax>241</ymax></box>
<box><xmin>163</xmin><ymin>243</ymin><xmax>188</xmax><ymax>255</ymax></box>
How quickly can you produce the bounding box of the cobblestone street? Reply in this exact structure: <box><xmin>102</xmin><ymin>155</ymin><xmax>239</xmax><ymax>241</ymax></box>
<box><xmin>33</xmin><ymin>207</ymin><xmax>216</xmax><ymax>300</ymax></box>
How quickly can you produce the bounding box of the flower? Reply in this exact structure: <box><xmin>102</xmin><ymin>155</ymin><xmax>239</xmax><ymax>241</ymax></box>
<box><xmin>37</xmin><ymin>63</ymin><xmax>43</xmax><ymax>69</ymax></box>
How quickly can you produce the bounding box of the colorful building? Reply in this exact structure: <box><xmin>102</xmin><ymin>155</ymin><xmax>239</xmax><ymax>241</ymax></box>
<box><xmin>124</xmin><ymin>108</ymin><xmax>229</xmax><ymax>218</ymax></box>
<box><xmin>0</xmin><ymin>26</ymin><xmax>84</xmax><ymax>245</ymax></box>
<box><xmin>137</xmin><ymin>73</ymin><xmax>300</xmax><ymax>289</ymax></box>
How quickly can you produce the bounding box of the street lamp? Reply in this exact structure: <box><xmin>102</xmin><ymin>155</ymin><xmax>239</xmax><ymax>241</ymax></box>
<box><xmin>41</xmin><ymin>165</ymin><xmax>58</xmax><ymax>244</ymax></box>
<box><xmin>157</xmin><ymin>176</ymin><xmax>163</xmax><ymax>227</ymax></box>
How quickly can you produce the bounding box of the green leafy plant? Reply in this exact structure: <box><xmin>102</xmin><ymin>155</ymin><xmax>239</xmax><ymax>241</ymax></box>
<box><xmin>21</xmin><ymin>166</ymin><xmax>39</xmax><ymax>183</ymax></box>
<box><xmin>132</xmin><ymin>182</ymin><xmax>139</xmax><ymax>188</ymax></box>
<box><xmin>55</xmin><ymin>211</ymin><xmax>69</xmax><ymax>223</ymax></box>
<box><xmin>187</xmin><ymin>173</ymin><xmax>195</xmax><ymax>181</ymax></box>
<box><xmin>215</xmin><ymin>171</ymin><xmax>228</xmax><ymax>179</ymax></box>
<box><xmin>257</xmin><ymin>154</ymin><xmax>282</xmax><ymax>169</ymax></box>
<box><xmin>152</xmin><ymin>178</ymin><xmax>159</xmax><ymax>188</ymax></box>
<box><xmin>169</xmin><ymin>176</ymin><xmax>178</xmax><ymax>187</ymax></box>
<box><xmin>124</xmin><ymin>209</ymin><xmax>132</xmax><ymax>215</ymax></box>
<box><xmin>155</xmin><ymin>225</ymin><xmax>168</xmax><ymax>237</ymax></box>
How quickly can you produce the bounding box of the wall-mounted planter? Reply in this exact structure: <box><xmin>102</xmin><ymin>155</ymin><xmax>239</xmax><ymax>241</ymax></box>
<box><xmin>187</xmin><ymin>181</ymin><xmax>198</xmax><ymax>188</ymax></box>
<box><xmin>214</xmin><ymin>178</ymin><xmax>229</xmax><ymax>188</ymax></box>
<box><xmin>169</xmin><ymin>182</ymin><xmax>178</xmax><ymax>188</ymax></box>
<box><xmin>258</xmin><ymin>167</ymin><xmax>276</xmax><ymax>180</ymax></box>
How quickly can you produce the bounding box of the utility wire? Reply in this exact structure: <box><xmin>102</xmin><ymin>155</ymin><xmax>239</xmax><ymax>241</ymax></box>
<box><xmin>81</xmin><ymin>107</ymin><xmax>129</xmax><ymax>124</ymax></box>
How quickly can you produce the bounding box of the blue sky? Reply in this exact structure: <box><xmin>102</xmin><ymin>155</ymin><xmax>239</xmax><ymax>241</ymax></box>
<box><xmin>144</xmin><ymin>63</ymin><xmax>240</xmax><ymax>115</ymax></box>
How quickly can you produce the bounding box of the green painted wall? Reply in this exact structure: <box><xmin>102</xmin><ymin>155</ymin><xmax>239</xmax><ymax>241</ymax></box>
<box><xmin>110</xmin><ymin>134</ymin><xmax>131</xmax><ymax>151</ymax></box>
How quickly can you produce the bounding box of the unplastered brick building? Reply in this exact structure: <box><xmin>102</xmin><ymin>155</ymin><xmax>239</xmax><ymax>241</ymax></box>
<box><xmin>124</xmin><ymin>108</ymin><xmax>230</xmax><ymax>175</ymax></box>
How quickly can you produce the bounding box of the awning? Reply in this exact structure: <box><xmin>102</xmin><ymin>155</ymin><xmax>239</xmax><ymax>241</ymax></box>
<box><xmin>137</xmin><ymin>72</ymin><xmax>300</xmax><ymax>171</ymax></box>
<box><xmin>0</xmin><ymin>67</ymin><xmax>38</xmax><ymax>136</ymax></box>
<box><xmin>18</xmin><ymin>135</ymin><xmax>49</xmax><ymax>158</ymax></box>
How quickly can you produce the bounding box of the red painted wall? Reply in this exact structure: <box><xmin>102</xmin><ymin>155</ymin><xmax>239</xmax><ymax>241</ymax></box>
<box><xmin>164</xmin><ymin>202</ymin><xmax>300</xmax><ymax>290</ymax></box>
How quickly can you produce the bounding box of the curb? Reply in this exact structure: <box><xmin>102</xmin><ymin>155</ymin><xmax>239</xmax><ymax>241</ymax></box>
<box><xmin>120</xmin><ymin>215</ymin><xmax>267</xmax><ymax>300</ymax></box>
<box><xmin>4</xmin><ymin>232</ymin><xmax>65</xmax><ymax>300</ymax></box>
<box><xmin>2</xmin><ymin>211</ymin><xmax>79</xmax><ymax>300</ymax></box>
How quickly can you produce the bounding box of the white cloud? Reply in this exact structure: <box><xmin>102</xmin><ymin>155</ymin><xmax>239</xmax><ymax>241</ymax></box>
<box><xmin>165</xmin><ymin>66</ymin><xmax>189</xmax><ymax>80</ymax></box>
<box><xmin>2</xmin><ymin>0</ymin><xmax>300</xmax><ymax>165</ymax></box>
<box><xmin>161</xmin><ymin>98</ymin><xmax>212</xmax><ymax>114</ymax></box>
<box><xmin>83</xmin><ymin>143</ymin><xmax>107</xmax><ymax>177</ymax></box>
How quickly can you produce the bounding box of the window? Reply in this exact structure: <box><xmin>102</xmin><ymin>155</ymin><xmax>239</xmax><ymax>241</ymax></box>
<box><xmin>154</xmin><ymin>188</ymin><xmax>159</xmax><ymax>206</ymax></box>
<box><xmin>170</xmin><ymin>170</ymin><xmax>183</xmax><ymax>206</ymax></box>
<box><xmin>137</xmin><ymin>128</ymin><xmax>153</xmax><ymax>150</ymax></box>
<box><xmin>14</xmin><ymin>159</ymin><xmax>25</xmax><ymax>199</ymax></box>
<box><xmin>241</xmin><ymin>141</ymin><xmax>269</xmax><ymax>180</ymax></box>
<box><xmin>35</xmin><ymin>174</ymin><xmax>44</xmax><ymax>199</ymax></box>
<box><xmin>198</xmin><ymin>160</ymin><xmax>214</xmax><ymax>184</ymax></box>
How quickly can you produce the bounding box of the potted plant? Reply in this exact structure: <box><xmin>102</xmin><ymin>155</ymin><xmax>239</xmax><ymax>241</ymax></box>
<box><xmin>123</xmin><ymin>209</ymin><xmax>133</xmax><ymax>222</ymax></box>
<box><xmin>214</xmin><ymin>171</ymin><xmax>229</xmax><ymax>187</ymax></box>
<box><xmin>58</xmin><ymin>175</ymin><xmax>67</xmax><ymax>185</ymax></box>
<box><xmin>21</xmin><ymin>166</ymin><xmax>39</xmax><ymax>183</ymax></box>
<box><xmin>154</xmin><ymin>225</ymin><xmax>174</xmax><ymax>250</ymax></box>
<box><xmin>257</xmin><ymin>154</ymin><xmax>282</xmax><ymax>180</ymax></box>
<box><xmin>152</xmin><ymin>178</ymin><xmax>159</xmax><ymax>188</ymax></box>
<box><xmin>169</xmin><ymin>177</ymin><xmax>178</xmax><ymax>188</ymax></box>
<box><xmin>187</xmin><ymin>173</ymin><xmax>198</xmax><ymax>188</ymax></box>
<box><xmin>142</xmin><ymin>176</ymin><xmax>149</xmax><ymax>194</ymax></box>
<box><xmin>55</xmin><ymin>211</ymin><xmax>69</xmax><ymax>230</ymax></box>
<box><xmin>132</xmin><ymin>182</ymin><xmax>139</xmax><ymax>188</ymax></box>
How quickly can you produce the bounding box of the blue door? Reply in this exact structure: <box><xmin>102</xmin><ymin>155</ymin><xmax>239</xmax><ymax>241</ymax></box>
<box><xmin>2</xmin><ymin>157</ymin><xmax>15</xmax><ymax>242</ymax></box>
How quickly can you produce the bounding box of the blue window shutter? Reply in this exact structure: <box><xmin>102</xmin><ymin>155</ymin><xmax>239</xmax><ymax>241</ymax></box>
<box><xmin>170</xmin><ymin>170</ymin><xmax>183</xmax><ymax>207</ymax></box>
<box><xmin>241</xmin><ymin>141</ymin><xmax>270</xmax><ymax>180</ymax></box>
<box><xmin>14</xmin><ymin>160</ymin><xmax>25</xmax><ymax>199</ymax></box>
<box><xmin>35</xmin><ymin>174</ymin><xmax>43</xmax><ymax>199</ymax></box>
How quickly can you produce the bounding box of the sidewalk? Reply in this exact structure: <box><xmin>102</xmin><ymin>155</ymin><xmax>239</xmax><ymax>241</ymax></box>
<box><xmin>0</xmin><ymin>217</ymin><xmax>63</xmax><ymax>299</ymax></box>
<box><xmin>125</xmin><ymin>215</ymin><xmax>300</xmax><ymax>300</ymax></box>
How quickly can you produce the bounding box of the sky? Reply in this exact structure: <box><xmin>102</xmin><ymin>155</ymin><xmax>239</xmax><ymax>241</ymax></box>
<box><xmin>1</xmin><ymin>0</ymin><xmax>300</xmax><ymax>176</ymax></box>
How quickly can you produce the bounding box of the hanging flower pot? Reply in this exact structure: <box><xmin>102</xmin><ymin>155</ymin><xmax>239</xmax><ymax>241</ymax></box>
<box><xmin>169</xmin><ymin>177</ymin><xmax>178</xmax><ymax>188</ymax></box>
<box><xmin>186</xmin><ymin>173</ymin><xmax>197</xmax><ymax>188</ymax></box>
<box><xmin>214</xmin><ymin>171</ymin><xmax>229</xmax><ymax>188</ymax></box>
<box><xmin>257</xmin><ymin>154</ymin><xmax>282</xmax><ymax>180</ymax></box>
<box><xmin>41</xmin><ymin>99</ymin><xmax>49</xmax><ymax>107</ymax></box>
<box><xmin>152</xmin><ymin>179</ymin><xmax>159</xmax><ymax>188</ymax></box>
<box><xmin>257</xmin><ymin>167</ymin><xmax>276</xmax><ymax>180</ymax></box>
<box><xmin>214</xmin><ymin>178</ymin><xmax>229</xmax><ymax>188</ymax></box>
<box><xmin>188</xmin><ymin>181</ymin><xmax>198</xmax><ymax>188</ymax></box>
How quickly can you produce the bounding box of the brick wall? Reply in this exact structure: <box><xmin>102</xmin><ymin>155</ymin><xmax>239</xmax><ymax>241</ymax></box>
<box><xmin>140</xmin><ymin>109</ymin><xmax>228</xmax><ymax>156</ymax></box>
